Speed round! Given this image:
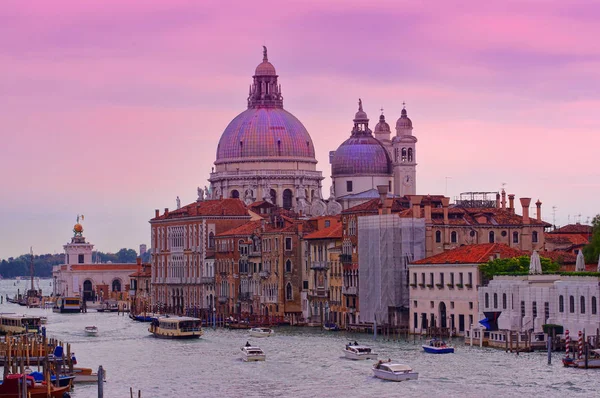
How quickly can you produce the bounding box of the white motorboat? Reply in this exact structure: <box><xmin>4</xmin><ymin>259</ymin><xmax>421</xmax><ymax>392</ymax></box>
<box><xmin>343</xmin><ymin>342</ymin><xmax>378</xmax><ymax>360</ymax></box>
<box><xmin>84</xmin><ymin>326</ymin><xmax>98</xmax><ymax>336</ymax></box>
<box><xmin>241</xmin><ymin>344</ymin><xmax>266</xmax><ymax>362</ymax></box>
<box><xmin>372</xmin><ymin>361</ymin><xmax>418</xmax><ymax>382</ymax></box>
<box><xmin>71</xmin><ymin>367</ymin><xmax>106</xmax><ymax>383</ymax></box>
<box><xmin>249</xmin><ymin>327</ymin><xmax>274</xmax><ymax>338</ymax></box>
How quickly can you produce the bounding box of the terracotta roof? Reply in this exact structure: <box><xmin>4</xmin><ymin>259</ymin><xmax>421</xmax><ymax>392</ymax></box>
<box><xmin>400</xmin><ymin>206</ymin><xmax>550</xmax><ymax>227</ymax></box>
<box><xmin>217</xmin><ymin>220</ymin><xmax>262</xmax><ymax>237</ymax></box>
<box><xmin>545</xmin><ymin>233</ymin><xmax>589</xmax><ymax>246</ymax></box>
<box><xmin>551</xmin><ymin>224</ymin><xmax>592</xmax><ymax>234</ymax></box>
<box><xmin>69</xmin><ymin>264</ymin><xmax>140</xmax><ymax>271</ymax></box>
<box><xmin>303</xmin><ymin>224</ymin><xmax>342</xmax><ymax>240</ymax></box>
<box><xmin>342</xmin><ymin>199</ymin><xmax>381</xmax><ymax>214</ymax></box>
<box><xmin>129</xmin><ymin>269</ymin><xmax>151</xmax><ymax>277</ymax></box>
<box><xmin>152</xmin><ymin>199</ymin><xmax>249</xmax><ymax>220</ymax></box>
<box><xmin>537</xmin><ymin>250</ymin><xmax>577</xmax><ymax>265</ymax></box>
<box><xmin>412</xmin><ymin>243</ymin><xmax>526</xmax><ymax>265</ymax></box>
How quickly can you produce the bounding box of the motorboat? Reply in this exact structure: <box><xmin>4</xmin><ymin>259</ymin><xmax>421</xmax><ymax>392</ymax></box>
<box><xmin>0</xmin><ymin>313</ymin><xmax>42</xmax><ymax>334</ymax></box>
<box><xmin>84</xmin><ymin>325</ymin><xmax>98</xmax><ymax>336</ymax></box>
<box><xmin>562</xmin><ymin>349</ymin><xmax>600</xmax><ymax>368</ymax></box>
<box><xmin>241</xmin><ymin>344</ymin><xmax>266</xmax><ymax>362</ymax></box>
<box><xmin>249</xmin><ymin>327</ymin><xmax>274</xmax><ymax>338</ymax></box>
<box><xmin>422</xmin><ymin>339</ymin><xmax>454</xmax><ymax>354</ymax></box>
<box><xmin>149</xmin><ymin>316</ymin><xmax>203</xmax><ymax>339</ymax></box>
<box><xmin>0</xmin><ymin>373</ymin><xmax>71</xmax><ymax>397</ymax></box>
<box><xmin>323</xmin><ymin>322</ymin><xmax>340</xmax><ymax>331</ymax></box>
<box><xmin>28</xmin><ymin>371</ymin><xmax>75</xmax><ymax>388</ymax></box>
<box><xmin>53</xmin><ymin>297</ymin><xmax>82</xmax><ymax>313</ymax></box>
<box><xmin>343</xmin><ymin>342</ymin><xmax>378</xmax><ymax>360</ymax></box>
<box><xmin>71</xmin><ymin>367</ymin><xmax>106</xmax><ymax>383</ymax></box>
<box><xmin>372</xmin><ymin>360</ymin><xmax>419</xmax><ymax>382</ymax></box>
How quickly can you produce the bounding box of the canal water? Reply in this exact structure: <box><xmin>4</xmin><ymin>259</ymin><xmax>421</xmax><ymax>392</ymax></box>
<box><xmin>1</xmin><ymin>280</ymin><xmax>597</xmax><ymax>397</ymax></box>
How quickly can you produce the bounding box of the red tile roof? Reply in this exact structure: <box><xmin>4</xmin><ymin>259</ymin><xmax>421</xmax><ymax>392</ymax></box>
<box><xmin>69</xmin><ymin>264</ymin><xmax>140</xmax><ymax>271</ymax></box>
<box><xmin>303</xmin><ymin>224</ymin><xmax>342</xmax><ymax>240</ymax></box>
<box><xmin>399</xmin><ymin>206</ymin><xmax>550</xmax><ymax>227</ymax></box>
<box><xmin>412</xmin><ymin>243</ymin><xmax>526</xmax><ymax>265</ymax></box>
<box><xmin>151</xmin><ymin>199</ymin><xmax>249</xmax><ymax>220</ymax></box>
<box><xmin>217</xmin><ymin>220</ymin><xmax>262</xmax><ymax>237</ymax></box>
<box><xmin>551</xmin><ymin>224</ymin><xmax>593</xmax><ymax>234</ymax></box>
<box><xmin>545</xmin><ymin>233</ymin><xmax>590</xmax><ymax>246</ymax></box>
<box><xmin>537</xmin><ymin>250</ymin><xmax>577</xmax><ymax>265</ymax></box>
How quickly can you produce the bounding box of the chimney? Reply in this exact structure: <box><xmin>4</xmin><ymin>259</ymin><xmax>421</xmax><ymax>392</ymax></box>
<box><xmin>424</xmin><ymin>197</ymin><xmax>432</xmax><ymax>222</ymax></box>
<box><xmin>377</xmin><ymin>185</ymin><xmax>392</xmax><ymax>215</ymax></box>
<box><xmin>410</xmin><ymin>195</ymin><xmax>422</xmax><ymax>218</ymax></box>
<box><xmin>297</xmin><ymin>223</ymin><xmax>303</xmax><ymax>235</ymax></box>
<box><xmin>441</xmin><ymin>197</ymin><xmax>450</xmax><ymax>224</ymax></box>
<box><xmin>155</xmin><ymin>209</ymin><xmax>159</xmax><ymax>218</ymax></box>
<box><xmin>164</xmin><ymin>208</ymin><xmax>169</xmax><ymax>217</ymax></box>
<box><xmin>496</xmin><ymin>193</ymin><xmax>501</xmax><ymax>208</ymax></box>
<box><xmin>536</xmin><ymin>199</ymin><xmax>542</xmax><ymax>222</ymax></box>
<box><xmin>136</xmin><ymin>257</ymin><xmax>142</xmax><ymax>265</ymax></box>
<box><xmin>520</xmin><ymin>197</ymin><xmax>531</xmax><ymax>224</ymax></box>
<box><xmin>508</xmin><ymin>194</ymin><xmax>515</xmax><ymax>214</ymax></box>
<box><xmin>501</xmin><ymin>189</ymin><xmax>506</xmax><ymax>209</ymax></box>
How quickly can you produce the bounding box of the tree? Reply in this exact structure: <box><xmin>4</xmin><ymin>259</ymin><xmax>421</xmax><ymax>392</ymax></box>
<box><xmin>583</xmin><ymin>214</ymin><xmax>600</xmax><ymax>264</ymax></box>
<box><xmin>479</xmin><ymin>255</ymin><xmax>560</xmax><ymax>284</ymax></box>
<box><xmin>115</xmin><ymin>248</ymin><xmax>138</xmax><ymax>263</ymax></box>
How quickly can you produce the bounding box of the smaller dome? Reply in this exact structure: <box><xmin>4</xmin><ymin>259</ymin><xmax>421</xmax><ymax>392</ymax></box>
<box><xmin>331</xmin><ymin>135</ymin><xmax>392</xmax><ymax>176</ymax></box>
<box><xmin>73</xmin><ymin>223</ymin><xmax>83</xmax><ymax>233</ymax></box>
<box><xmin>396</xmin><ymin>108</ymin><xmax>413</xmax><ymax>130</ymax></box>
<box><xmin>255</xmin><ymin>61</ymin><xmax>276</xmax><ymax>76</ymax></box>
<box><xmin>374</xmin><ymin>114</ymin><xmax>390</xmax><ymax>134</ymax></box>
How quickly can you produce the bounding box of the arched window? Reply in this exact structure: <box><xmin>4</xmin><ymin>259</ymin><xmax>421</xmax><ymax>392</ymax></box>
<box><xmin>286</xmin><ymin>283</ymin><xmax>293</xmax><ymax>300</ymax></box>
<box><xmin>435</xmin><ymin>230</ymin><xmax>441</xmax><ymax>243</ymax></box>
<box><xmin>493</xmin><ymin>293</ymin><xmax>498</xmax><ymax>309</ymax></box>
<box><xmin>401</xmin><ymin>148</ymin><xmax>407</xmax><ymax>162</ymax></box>
<box><xmin>283</xmin><ymin>189</ymin><xmax>293</xmax><ymax>210</ymax></box>
<box><xmin>502</xmin><ymin>293</ymin><xmax>507</xmax><ymax>309</ymax></box>
<box><xmin>592</xmin><ymin>297</ymin><xmax>597</xmax><ymax>315</ymax></box>
<box><xmin>489</xmin><ymin>231</ymin><xmax>495</xmax><ymax>243</ymax></box>
<box><xmin>559</xmin><ymin>295</ymin><xmax>564</xmax><ymax>312</ymax></box>
<box><xmin>451</xmin><ymin>231</ymin><xmax>457</xmax><ymax>243</ymax></box>
<box><xmin>580</xmin><ymin>296</ymin><xmax>586</xmax><ymax>314</ymax></box>
<box><xmin>230</xmin><ymin>189</ymin><xmax>239</xmax><ymax>199</ymax></box>
<box><xmin>208</xmin><ymin>232</ymin><xmax>215</xmax><ymax>249</ymax></box>
<box><xmin>394</xmin><ymin>148</ymin><xmax>399</xmax><ymax>162</ymax></box>
<box><xmin>532</xmin><ymin>231</ymin><xmax>538</xmax><ymax>243</ymax></box>
<box><xmin>407</xmin><ymin>148</ymin><xmax>413</xmax><ymax>162</ymax></box>
<box><xmin>485</xmin><ymin>293</ymin><xmax>489</xmax><ymax>308</ymax></box>
<box><xmin>569</xmin><ymin>296</ymin><xmax>575</xmax><ymax>313</ymax></box>
<box><xmin>285</xmin><ymin>259</ymin><xmax>292</xmax><ymax>273</ymax></box>
<box><xmin>270</xmin><ymin>189</ymin><xmax>277</xmax><ymax>205</ymax></box>
<box><xmin>112</xmin><ymin>279</ymin><xmax>122</xmax><ymax>292</ymax></box>
<box><xmin>512</xmin><ymin>231</ymin><xmax>519</xmax><ymax>244</ymax></box>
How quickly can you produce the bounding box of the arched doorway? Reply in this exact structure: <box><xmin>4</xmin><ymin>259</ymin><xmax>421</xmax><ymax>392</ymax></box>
<box><xmin>283</xmin><ymin>189</ymin><xmax>293</xmax><ymax>210</ymax></box>
<box><xmin>269</xmin><ymin>189</ymin><xmax>277</xmax><ymax>205</ymax></box>
<box><xmin>439</xmin><ymin>302</ymin><xmax>447</xmax><ymax>328</ymax></box>
<box><xmin>230</xmin><ymin>190</ymin><xmax>240</xmax><ymax>199</ymax></box>
<box><xmin>83</xmin><ymin>280</ymin><xmax>93</xmax><ymax>301</ymax></box>
<box><xmin>111</xmin><ymin>279</ymin><xmax>121</xmax><ymax>292</ymax></box>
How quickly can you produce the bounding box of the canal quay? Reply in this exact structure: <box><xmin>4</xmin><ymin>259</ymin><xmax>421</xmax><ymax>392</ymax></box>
<box><xmin>0</xmin><ymin>280</ymin><xmax>596</xmax><ymax>397</ymax></box>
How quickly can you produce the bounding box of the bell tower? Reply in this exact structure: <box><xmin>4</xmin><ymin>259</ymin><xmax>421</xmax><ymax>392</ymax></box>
<box><xmin>392</xmin><ymin>104</ymin><xmax>417</xmax><ymax>196</ymax></box>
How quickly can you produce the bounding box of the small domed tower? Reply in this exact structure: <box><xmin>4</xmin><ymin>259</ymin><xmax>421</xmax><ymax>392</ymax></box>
<box><xmin>392</xmin><ymin>105</ymin><xmax>417</xmax><ymax>196</ymax></box>
<box><xmin>64</xmin><ymin>216</ymin><xmax>94</xmax><ymax>265</ymax></box>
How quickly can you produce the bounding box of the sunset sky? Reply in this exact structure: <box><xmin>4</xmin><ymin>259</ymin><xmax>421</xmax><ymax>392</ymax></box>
<box><xmin>2</xmin><ymin>0</ymin><xmax>599</xmax><ymax>258</ymax></box>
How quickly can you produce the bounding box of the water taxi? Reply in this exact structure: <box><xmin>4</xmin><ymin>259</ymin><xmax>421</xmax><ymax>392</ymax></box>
<box><xmin>53</xmin><ymin>297</ymin><xmax>81</xmax><ymax>313</ymax></box>
<box><xmin>422</xmin><ymin>339</ymin><xmax>455</xmax><ymax>354</ymax></box>
<box><xmin>343</xmin><ymin>342</ymin><xmax>378</xmax><ymax>360</ymax></box>
<box><xmin>249</xmin><ymin>327</ymin><xmax>274</xmax><ymax>338</ymax></box>
<box><xmin>84</xmin><ymin>326</ymin><xmax>98</xmax><ymax>336</ymax></box>
<box><xmin>241</xmin><ymin>343</ymin><xmax>266</xmax><ymax>362</ymax></box>
<box><xmin>0</xmin><ymin>313</ymin><xmax>42</xmax><ymax>334</ymax></box>
<box><xmin>148</xmin><ymin>316</ymin><xmax>203</xmax><ymax>339</ymax></box>
<box><xmin>372</xmin><ymin>360</ymin><xmax>419</xmax><ymax>382</ymax></box>
<box><xmin>323</xmin><ymin>322</ymin><xmax>340</xmax><ymax>331</ymax></box>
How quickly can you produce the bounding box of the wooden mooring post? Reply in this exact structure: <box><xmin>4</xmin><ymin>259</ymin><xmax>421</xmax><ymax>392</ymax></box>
<box><xmin>98</xmin><ymin>365</ymin><xmax>104</xmax><ymax>398</ymax></box>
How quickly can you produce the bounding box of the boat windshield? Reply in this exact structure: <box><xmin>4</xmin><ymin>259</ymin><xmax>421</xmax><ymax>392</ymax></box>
<box><xmin>386</xmin><ymin>364</ymin><xmax>412</xmax><ymax>372</ymax></box>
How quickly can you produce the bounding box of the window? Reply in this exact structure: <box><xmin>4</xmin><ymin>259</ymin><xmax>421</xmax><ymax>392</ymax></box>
<box><xmin>450</xmin><ymin>273</ymin><xmax>454</xmax><ymax>285</ymax></box>
<box><xmin>521</xmin><ymin>301</ymin><xmax>525</xmax><ymax>317</ymax></box>
<box><xmin>512</xmin><ymin>231</ymin><xmax>519</xmax><ymax>244</ymax></box>
<box><xmin>593</xmin><ymin>297</ymin><xmax>597</xmax><ymax>315</ymax></box>
<box><xmin>532</xmin><ymin>231</ymin><xmax>538</xmax><ymax>243</ymax></box>
<box><xmin>469</xmin><ymin>302</ymin><xmax>473</xmax><ymax>310</ymax></box>
<box><xmin>569</xmin><ymin>296</ymin><xmax>575</xmax><ymax>313</ymax></box>
<box><xmin>439</xmin><ymin>273</ymin><xmax>444</xmax><ymax>285</ymax></box>
<box><xmin>401</xmin><ymin>148</ymin><xmax>407</xmax><ymax>162</ymax></box>
<box><xmin>435</xmin><ymin>230</ymin><xmax>441</xmax><ymax>243</ymax></box>
<box><xmin>286</xmin><ymin>283</ymin><xmax>293</xmax><ymax>300</ymax></box>
<box><xmin>285</xmin><ymin>259</ymin><xmax>292</xmax><ymax>273</ymax></box>
<box><xmin>414</xmin><ymin>300</ymin><xmax>418</xmax><ymax>308</ymax></box>
<box><xmin>544</xmin><ymin>302</ymin><xmax>549</xmax><ymax>322</ymax></box>
<box><xmin>451</xmin><ymin>231</ymin><xmax>457</xmax><ymax>243</ymax></box>
<box><xmin>430</xmin><ymin>301</ymin><xmax>434</xmax><ymax>308</ymax></box>
<box><xmin>325</xmin><ymin>220</ymin><xmax>330</xmax><ymax>228</ymax></box>
<box><xmin>78</xmin><ymin>254</ymin><xmax>84</xmax><ymax>264</ymax></box>
<box><xmin>580</xmin><ymin>296</ymin><xmax>586</xmax><ymax>314</ymax></box>
<box><xmin>285</xmin><ymin>237</ymin><xmax>292</xmax><ymax>251</ymax></box>
<box><xmin>502</xmin><ymin>293</ymin><xmax>507</xmax><ymax>309</ymax></box>
<box><xmin>303</xmin><ymin>280</ymin><xmax>309</xmax><ymax>290</ymax></box>
<box><xmin>413</xmin><ymin>273</ymin><xmax>417</xmax><ymax>285</ymax></box>
<box><xmin>421</xmin><ymin>273</ymin><xmax>425</xmax><ymax>285</ymax></box>
<box><xmin>346</xmin><ymin>181</ymin><xmax>353</xmax><ymax>192</ymax></box>
<box><xmin>485</xmin><ymin>293</ymin><xmax>489</xmax><ymax>308</ymax></box>
<box><xmin>489</xmin><ymin>231</ymin><xmax>495</xmax><ymax>243</ymax></box>
<box><xmin>408</xmin><ymin>148</ymin><xmax>413</xmax><ymax>162</ymax></box>
<box><xmin>208</xmin><ymin>232</ymin><xmax>215</xmax><ymax>249</ymax></box>
<box><xmin>349</xmin><ymin>219</ymin><xmax>357</xmax><ymax>236</ymax></box>
<box><xmin>468</xmin><ymin>272</ymin><xmax>472</xmax><ymax>286</ymax></box>
<box><xmin>493</xmin><ymin>293</ymin><xmax>498</xmax><ymax>309</ymax></box>
<box><xmin>429</xmin><ymin>273</ymin><xmax>434</xmax><ymax>286</ymax></box>
<box><xmin>459</xmin><ymin>273</ymin><xmax>464</xmax><ymax>285</ymax></box>
<box><xmin>532</xmin><ymin>301</ymin><xmax>537</xmax><ymax>318</ymax></box>
<box><xmin>559</xmin><ymin>295</ymin><xmax>564</xmax><ymax>313</ymax></box>
<box><xmin>283</xmin><ymin>189</ymin><xmax>293</xmax><ymax>210</ymax></box>
<box><xmin>450</xmin><ymin>301</ymin><xmax>455</xmax><ymax>309</ymax></box>
<box><xmin>230</xmin><ymin>189</ymin><xmax>239</xmax><ymax>199</ymax></box>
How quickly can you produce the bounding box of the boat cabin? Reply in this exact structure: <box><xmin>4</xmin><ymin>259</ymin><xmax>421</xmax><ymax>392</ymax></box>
<box><xmin>0</xmin><ymin>314</ymin><xmax>42</xmax><ymax>334</ymax></box>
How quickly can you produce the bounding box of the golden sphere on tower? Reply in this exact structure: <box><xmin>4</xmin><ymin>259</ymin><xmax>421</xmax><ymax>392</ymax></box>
<box><xmin>73</xmin><ymin>223</ymin><xmax>83</xmax><ymax>233</ymax></box>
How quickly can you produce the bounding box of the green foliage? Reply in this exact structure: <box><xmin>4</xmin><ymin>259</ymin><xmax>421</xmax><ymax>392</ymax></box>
<box><xmin>583</xmin><ymin>214</ymin><xmax>600</xmax><ymax>264</ymax></box>
<box><xmin>558</xmin><ymin>271</ymin><xmax>600</xmax><ymax>277</ymax></box>
<box><xmin>479</xmin><ymin>255</ymin><xmax>560</xmax><ymax>283</ymax></box>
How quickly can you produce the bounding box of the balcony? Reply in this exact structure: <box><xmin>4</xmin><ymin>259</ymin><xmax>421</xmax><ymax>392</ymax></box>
<box><xmin>339</xmin><ymin>254</ymin><xmax>352</xmax><ymax>265</ymax></box>
<box><xmin>239</xmin><ymin>292</ymin><xmax>252</xmax><ymax>302</ymax></box>
<box><xmin>310</xmin><ymin>261</ymin><xmax>329</xmax><ymax>270</ymax></box>
<box><xmin>342</xmin><ymin>286</ymin><xmax>357</xmax><ymax>296</ymax></box>
<box><xmin>218</xmin><ymin>296</ymin><xmax>228</xmax><ymax>304</ymax></box>
<box><xmin>308</xmin><ymin>289</ymin><xmax>329</xmax><ymax>298</ymax></box>
<box><xmin>249</xmin><ymin>249</ymin><xmax>261</xmax><ymax>257</ymax></box>
<box><xmin>259</xmin><ymin>270</ymin><xmax>270</xmax><ymax>278</ymax></box>
<box><xmin>200</xmin><ymin>277</ymin><xmax>214</xmax><ymax>284</ymax></box>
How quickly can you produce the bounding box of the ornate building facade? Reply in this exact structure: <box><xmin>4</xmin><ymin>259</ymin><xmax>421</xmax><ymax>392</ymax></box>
<box><xmin>208</xmin><ymin>47</ymin><xmax>326</xmax><ymax>215</ymax></box>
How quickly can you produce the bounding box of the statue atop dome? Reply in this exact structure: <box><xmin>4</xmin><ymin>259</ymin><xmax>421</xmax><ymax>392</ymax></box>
<box><xmin>263</xmin><ymin>45</ymin><xmax>268</xmax><ymax>61</ymax></box>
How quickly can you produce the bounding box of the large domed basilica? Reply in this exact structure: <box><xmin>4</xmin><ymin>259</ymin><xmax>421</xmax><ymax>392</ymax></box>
<box><xmin>209</xmin><ymin>47</ymin><xmax>325</xmax><ymax>214</ymax></box>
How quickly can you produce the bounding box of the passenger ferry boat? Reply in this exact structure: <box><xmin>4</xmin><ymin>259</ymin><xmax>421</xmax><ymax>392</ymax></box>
<box><xmin>249</xmin><ymin>327</ymin><xmax>274</xmax><ymax>338</ymax></box>
<box><xmin>422</xmin><ymin>339</ymin><xmax>455</xmax><ymax>354</ymax></box>
<box><xmin>372</xmin><ymin>360</ymin><xmax>419</xmax><ymax>382</ymax></box>
<box><xmin>343</xmin><ymin>342</ymin><xmax>378</xmax><ymax>360</ymax></box>
<box><xmin>148</xmin><ymin>316</ymin><xmax>203</xmax><ymax>339</ymax></box>
<box><xmin>53</xmin><ymin>297</ymin><xmax>82</xmax><ymax>313</ymax></box>
<box><xmin>0</xmin><ymin>313</ymin><xmax>42</xmax><ymax>334</ymax></box>
<box><xmin>241</xmin><ymin>343</ymin><xmax>266</xmax><ymax>362</ymax></box>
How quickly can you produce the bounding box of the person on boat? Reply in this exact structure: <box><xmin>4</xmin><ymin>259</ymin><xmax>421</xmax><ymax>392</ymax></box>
<box><xmin>71</xmin><ymin>353</ymin><xmax>77</xmax><ymax>365</ymax></box>
<box><xmin>354</xmin><ymin>341</ymin><xmax>358</xmax><ymax>345</ymax></box>
<box><xmin>376</xmin><ymin>360</ymin><xmax>383</xmax><ymax>369</ymax></box>
<box><xmin>245</xmin><ymin>341</ymin><xmax>251</xmax><ymax>347</ymax></box>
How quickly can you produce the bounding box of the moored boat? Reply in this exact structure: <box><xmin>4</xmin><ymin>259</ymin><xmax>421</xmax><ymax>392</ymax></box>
<box><xmin>28</xmin><ymin>371</ymin><xmax>75</xmax><ymax>388</ymax></box>
<box><xmin>241</xmin><ymin>343</ymin><xmax>266</xmax><ymax>362</ymax></box>
<box><xmin>0</xmin><ymin>374</ymin><xmax>71</xmax><ymax>397</ymax></box>
<box><xmin>149</xmin><ymin>316</ymin><xmax>203</xmax><ymax>339</ymax></box>
<box><xmin>0</xmin><ymin>313</ymin><xmax>42</xmax><ymax>334</ymax></box>
<box><xmin>71</xmin><ymin>367</ymin><xmax>106</xmax><ymax>383</ymax></box>
<box><xmin>249</xmin><ymin>327</ymin><xmax>274</xmax><ymax>338</ymax></box>
<box><xmin>563</xmin><ymin>349</ymin><xmax>600</xmax><ymax>368</ymax></box>
<box><xmin>53</xmin><ymin>297</ymin><xmax>81</xmax><ymax>313</ymax></box>
<box><xmin>84</xmin><ymin>325</ymin><xmax>98</xmax><ymax>336</ymax></box>
<box><xmin>343</xmin><ymin>342</ymin><xmax>378</xmax><ymax>360</ymax></box>
<box><xmin>372</xmin><ymin>360</ymin><xmax>419</xmax><ymax>382</ymax></box>
<box><xmin>323</xmin><ymin>322</ymin><xmax>340</xmax><ymax>331</ymax></box>
<box><xmin>422</xmin><ymin>339</ymin><xmax>454</xmax><ymax>354</ymax></box>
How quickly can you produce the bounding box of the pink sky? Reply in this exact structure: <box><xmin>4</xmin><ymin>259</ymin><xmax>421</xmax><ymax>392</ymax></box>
<box><xmin>1</xmin><ymin>0</ymin><xmax>599</xmax><ymax>258</ymax></box>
